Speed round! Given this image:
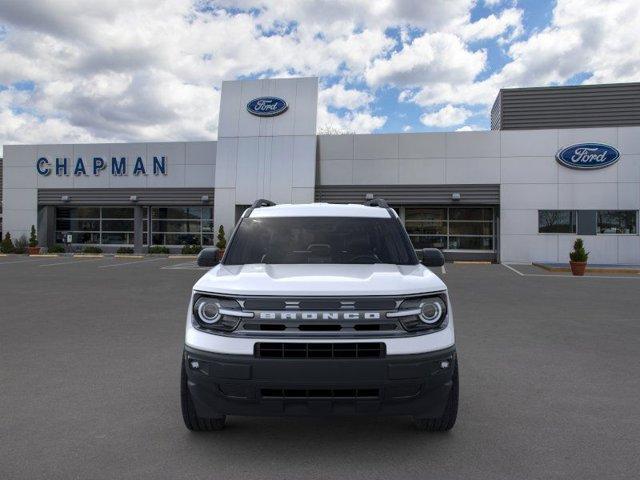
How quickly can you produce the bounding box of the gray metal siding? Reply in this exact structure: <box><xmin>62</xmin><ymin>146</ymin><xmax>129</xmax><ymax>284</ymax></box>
<box><xmin>0</xmin><ymin>159</ymin><xmax>3</xmax><ymax>234</ymax></box>
<box><xmin>37</xmin><ymin>188</ymin><xmax>214</xmax><ymax>206</ymax></box>
<box><xmin>491</xmin><ymin>82</ymin><xmax>640</xmax><ymax>130</ymax></box>
<box><xmin>315</xmin><ymin>185</ymin><xmax>499</xmax><ymax>205</ymax></box>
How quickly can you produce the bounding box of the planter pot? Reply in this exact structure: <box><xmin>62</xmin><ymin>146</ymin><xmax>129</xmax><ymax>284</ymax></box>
<box><xmin>570</xmin><ymin>261</ymin><xmax>587</xmax><ymax>276</ymax></box>
<box><xmin>27</xmin><ymin>246</ymin><xmax>41</xmax><ymax>255</ymax></box>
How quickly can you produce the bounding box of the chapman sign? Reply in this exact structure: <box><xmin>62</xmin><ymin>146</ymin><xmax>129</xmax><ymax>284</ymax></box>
<box><xmin>36</xmin><ymin>156</ymin><xmax>168</xmax><ymax>177</ymax></box>
<box><xmin>246</xmin><ymin>97</ymin><xmax>288</xmax><ymax>117</ymax></box>
<box><xmin>556</xmin><ymin>143</ymin><xmax>620</xmax><ymax>170</ymax></box>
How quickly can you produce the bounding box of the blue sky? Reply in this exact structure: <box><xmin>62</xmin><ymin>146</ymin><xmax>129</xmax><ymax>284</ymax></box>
<box><xmin>0</xmin><ymin>0</ymin><xmax>638</xmax><ymax>150</ymax></box>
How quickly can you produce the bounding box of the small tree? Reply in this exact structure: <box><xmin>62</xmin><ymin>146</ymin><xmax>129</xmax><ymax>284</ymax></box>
<box><xmin>215</xmin><ymin>225</ymin><xmax>227</xmax><ymax>250</ymax></box>
<box><xmin>1</xmin><ymin>232</ymin><xmax>14</xmax><ymax>253</ymax></box>
<box><xmin>13</xmin><ymin>235</ymin><xmax>28</xmax><ymax>254</ymax></box>
<box><xmin>569</xmin><ymin>238</ymin><xmax>589</xmax><ymax>262</ymax></box>
<box><xmin>29</xmin><ymin>225</ymin><xmax>38</xmax><ymax>247</ymax></box>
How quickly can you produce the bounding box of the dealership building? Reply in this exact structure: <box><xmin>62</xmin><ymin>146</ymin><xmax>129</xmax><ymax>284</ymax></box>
<box><xmin>1</xmin><ymin>78</ymin><xmax>639</xmax><ymax>264</ymax></box>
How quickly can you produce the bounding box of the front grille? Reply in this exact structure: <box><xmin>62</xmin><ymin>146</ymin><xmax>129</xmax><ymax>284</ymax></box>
<box><xmin>255</xmin><ymin>342</ymin><xmax>385</xmax><ymax>359</ymax></box>
<box><xmin>242</xmin><ymin>298</ymin><xmax>398</xmax><ymax>311</ymax></box>
<box><xmin>261</xmin><ymin>388</ymin><xmax>380</xmax><ymax>399</ymax></box>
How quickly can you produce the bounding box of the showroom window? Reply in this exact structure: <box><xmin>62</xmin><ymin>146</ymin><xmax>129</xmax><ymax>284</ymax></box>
<box><xmin>55</xmin><ymin>207</ymin><xmax>142</xmax><ymax>245</ymax></box>
<box><xmin>404</xmin><ymin>207</ymin><xmax>494</xmax><ymax>251</ymax></box>
<box><xmin>150</xmin><ymin>206</ymin><xmax>214</xmax><ymax>245</ymax></box>
<box><xmin>597</xmin><ymin>210</ymin><xmax>638</xmax><ymax>234</ymax></box>
<box><xmin>538</xmin><ymin>210</ymin><xmax>577</xmax><ymax>233</ymax></box>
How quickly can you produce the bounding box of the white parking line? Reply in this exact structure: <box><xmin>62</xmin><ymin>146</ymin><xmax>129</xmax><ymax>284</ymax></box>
<box><xmin>502</xmin><ymin>263</ymin><xmax>640</xmax><ymax>280</ymax></box>
<box><xmin>161</xmin><ymin>261</ymin><xmax>208</xmax><ymax>270</ymax></box>
<box><xmin>39</xmin><ymin>258</ymin><xmax>106</xmax><ymax>267</ymax></box>
<box><xmin>98</xmin><ymin>257</ymin><xmax>166</xmax><ymax>269</ymax></box>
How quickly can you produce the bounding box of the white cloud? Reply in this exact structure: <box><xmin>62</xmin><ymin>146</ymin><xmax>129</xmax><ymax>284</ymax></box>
<box><xmin>402</xmin><ymin>125</ymin><xmax>412</xmax><ymax>132</ymax></box>
<box><xmin>458</xmin><ymin>7</ymin><xmax>523</xmax><ymax>42</ymax></box>
<box><xmin>366</xmin><ymin>32</ymin><xmax>486</xmax><ymax>87</ymax></box>
<box><xmin>456</xmin><ymin>124</ymin><xmax>484</xmax><ymax>131</ymax></box>
<box><xmin>420</xmin><ymin>105</ymin><xmax>472</xmax><ymax>127</ymax></box>
<box><xmin>319</xmin><ymin>84</ymin><xmax>373</xmax><ymax>110</ymax></box>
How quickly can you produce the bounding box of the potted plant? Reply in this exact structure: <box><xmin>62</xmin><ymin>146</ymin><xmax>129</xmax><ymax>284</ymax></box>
<box><xmin>569</xmin><ymin>238</ymin><xmax>589</xmax><ymax>276</ymax></box>
<box><xmin>1</xmin><ymin>232</ymin><xmax>14</xmax><ymax>253</ymax></box>
<box><xmin>215</xmin><ymin>225</ymin><xmax>227</xmax><ymax>260</ymax></box>
<box><xmin>28</xmin><ymin>225</ymin><xmax>40</xmax><ymax>254</ymax></box>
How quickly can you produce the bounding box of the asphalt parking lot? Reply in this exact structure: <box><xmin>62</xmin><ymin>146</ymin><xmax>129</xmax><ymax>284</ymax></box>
<box><xmin>1</xmin><ymin>256</ymin><xmax>639</xmax><ymax>480</ymax></box>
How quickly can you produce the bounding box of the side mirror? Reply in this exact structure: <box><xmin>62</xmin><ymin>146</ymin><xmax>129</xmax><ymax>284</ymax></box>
<box><xmin>197</xmin><ymin>247</ymin><xmax>220</xmax><ymax>267</ymax></box>
<box><xmin>421</xmin><ymin>248</ymin><xmax>445</xmax><ymax>267</ymax></box>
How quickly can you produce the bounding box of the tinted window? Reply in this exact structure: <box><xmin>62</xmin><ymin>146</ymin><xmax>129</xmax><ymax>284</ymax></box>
<box><xmin>224</xmin><ymin>217</ymin><xmax>417</xmax><ymax>265</ymax></box>
<box><xmin>539</xmin><ymin>210</ymin><xmax>576</xmax><ymax>233</ymax></box>
<box><xmin>597</xmin><ymin>210</ymin><xmax>637</xmax><ymax>234</ymax></box>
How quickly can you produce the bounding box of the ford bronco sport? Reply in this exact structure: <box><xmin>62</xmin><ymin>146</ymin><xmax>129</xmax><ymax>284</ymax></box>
<box><xmin>181</xmin><ymin>198</ymin><xmax>458</xmax><ymax>431</ymax></box>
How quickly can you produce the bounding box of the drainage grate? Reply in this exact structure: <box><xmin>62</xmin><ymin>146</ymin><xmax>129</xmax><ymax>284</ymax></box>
<box><xmin>261</xmin><ymin>388</ymin><xmax>380</xmax><ymax>399</ymax></box>
<box><xmin>255</xmin><ymin>342</ymin><xmax>385</xmax><ymax>359</ymax></box>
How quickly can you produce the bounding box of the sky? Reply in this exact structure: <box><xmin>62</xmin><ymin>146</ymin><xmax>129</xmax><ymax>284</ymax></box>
<box><xmin>0</xmin><ymin>0</ymin><xmax>639</xmax><ymax>154</ymax></box>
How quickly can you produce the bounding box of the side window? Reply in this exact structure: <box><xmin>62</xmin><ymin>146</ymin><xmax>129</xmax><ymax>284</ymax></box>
<box><xmin>597</xmin><ymin>211</ymin><xmax>638</xmax><ymax>234</ymax></box>
<box><xmin>538</xmin><ymin>210</ymin><xmax>576</xmax><ymax>233</ymax></box>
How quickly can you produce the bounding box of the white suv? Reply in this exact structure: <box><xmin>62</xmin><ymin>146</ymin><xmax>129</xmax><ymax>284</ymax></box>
<box><xmin>181</xmin><ymin>199</ymin><xmax>458</xmax><ymax>431</ymax></box>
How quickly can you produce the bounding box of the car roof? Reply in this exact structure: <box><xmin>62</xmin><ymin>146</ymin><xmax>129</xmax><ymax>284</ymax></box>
<box><xmin>248</xmin><ymin>203</ymin><xmax>393</xmax><ymax>218</ymax></box>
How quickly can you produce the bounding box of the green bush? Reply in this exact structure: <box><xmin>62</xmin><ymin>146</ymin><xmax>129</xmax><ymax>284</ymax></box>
<box><xmin>569</xmin><ymin>238</ymin><xmax>589</xmax><ymax>262</ymax></box>
<box><xmin>1</xmin><ymin>232</ymin><xmax>14</xmax><ymax>253</ymax></box>
<box><xmin>82</xmin><ymin>246</ymin><xmax>103</xmax><ymax>254</ymax></box>
<box><xmin>181</xmin><ymin>244</ymin><xmax>202</xmax><ymax>255</ymax></box>
<box><xmin>116</xmin><ymin>247</ymin><xmax>135</xmax><ymax>254</ymax></box>
<box><xmin>215</xmin><ymin>225</ymin><xmax>227</xmax><ymax>250</ymax></box>
<box><xmin>48</xmin><ymin>244</ymin><xmax>66</xmax><ymax>253</ymax></box>
<box><xmin>29</xmin><ymin>225</ymin><xmax>38</xmax><ymax>247</ymax></box>
<box><xmin>148</xmin><ymin>245</ymin><xmax>170</xmax><ymax>254</ymax></box>
<box><xmin>13</xmin><ymin>235</ymin><xmax>28</xmax><ymax>254</ymax></box>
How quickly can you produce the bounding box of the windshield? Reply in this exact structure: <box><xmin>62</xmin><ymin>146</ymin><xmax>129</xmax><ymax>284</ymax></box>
<box><xmin>224</xmin><ymin>216</ymin><xmax>418</xmax><ymax>265</ymax></box>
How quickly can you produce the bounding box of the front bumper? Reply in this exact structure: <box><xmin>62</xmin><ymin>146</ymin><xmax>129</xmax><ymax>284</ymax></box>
<box><xmin>184</xmin><ymin>345</ymin><xmax>456</xmax><ymax>417</ymax></box>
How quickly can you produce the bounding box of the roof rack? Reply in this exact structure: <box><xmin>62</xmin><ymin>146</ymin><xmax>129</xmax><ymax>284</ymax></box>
<box><xmin>365</xmin><ymin>197</ymin><xmax>389</xmax><ymax>208</ymax></box>
<box><xmin>243</xmin><ymin>198</ymin><xmax>276</xmax><ymax>218</ymax></box>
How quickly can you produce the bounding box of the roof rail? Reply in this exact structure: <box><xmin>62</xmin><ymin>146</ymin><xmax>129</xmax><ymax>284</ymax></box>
<box><xmin>243</xmin><ymin>198</ymin><xmax>276</xmax><ymax>219</ymax></box>
<box><xmin>251</xmin><ymin>198</ymin><xmax>276</xmax><ymax>209</ymax></box>
<box><xmin>365</xmin><ymin>197</ymin><xmax>389</xmax><ymax>208</ymax></box>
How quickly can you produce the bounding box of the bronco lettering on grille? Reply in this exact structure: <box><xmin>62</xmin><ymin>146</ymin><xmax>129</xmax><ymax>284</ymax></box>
<box><xmin>258</xmin><ymin>312</ymin><xmax>381</xmax><ymax>320</ymax></box>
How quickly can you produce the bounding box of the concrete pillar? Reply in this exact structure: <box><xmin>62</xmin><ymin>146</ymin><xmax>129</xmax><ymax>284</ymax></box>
<box><xmin>133</xmin><ymin>206</ymin><xmax>144</xmax><ymax>253</ymax></box>
<box><xmin>37</xmin><ymin>206</ymin><xmax>56</xmax><ymax>248</ymax></box>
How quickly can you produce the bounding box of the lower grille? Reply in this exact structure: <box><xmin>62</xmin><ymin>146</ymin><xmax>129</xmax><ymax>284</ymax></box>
<box><xmin>261</xmin><ymin>388</ymin><xmax>380</xmax><ymax>399</ymax></box>
<box><xmin>255</xmin><ymin>342</ymin><xmax>385</xmax><ymax>359</ymax></box>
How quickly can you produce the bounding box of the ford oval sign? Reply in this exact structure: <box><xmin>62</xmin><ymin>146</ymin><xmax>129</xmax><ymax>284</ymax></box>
<box><xmin>556</xmin><ymin>143</ymin><xmax>620</xmax><ymax>170</ymax></box>
<box><xmin>247</xmin><ymin>97</ymin><xmax>288</xmax><ymax>117</ymax></box>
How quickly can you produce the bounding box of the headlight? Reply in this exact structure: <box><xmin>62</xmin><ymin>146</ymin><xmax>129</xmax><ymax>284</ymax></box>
<box><xmin>192</xmin><ymin>295</ymin><xmax>249</xmax><ymax>332</ymax></box>
<box><xmin>418</xmin><ymin>297</ymin><xmax>446</xmax><ymax>325</ymax></box>
<box><xmin>391</xmin><ymin>294</ymin><xmax>448</xmax><ymax>332</ymax></box>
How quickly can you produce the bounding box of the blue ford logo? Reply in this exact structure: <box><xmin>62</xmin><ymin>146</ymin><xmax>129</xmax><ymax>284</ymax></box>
<box><xmin>247</xmin><ymin>97</ymin><xmax>288</xmax><ymax>117</ymax></box>
<box><xmin>556</xmin><ymin>143</ymin><xmax>620</xmax><ymax>170</ymax></box>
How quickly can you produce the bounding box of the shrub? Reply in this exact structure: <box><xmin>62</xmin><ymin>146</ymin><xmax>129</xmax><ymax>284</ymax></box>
<box><xmin>148</xmin><ymin>245</ymin><xmax>170</xmax><ymax>254</ymax></box>
<box><xmin>48</xmin><ymin>244</ymin><xmax>66</xmax><ymax>253</ymax></box>
<box><xmin>13</xmin><ymin>235</ymin><xmax>28</xmax><ymax>254</ymax></box>
<box><xmin>215</xmin><ymin>225</ymin><xmax>227</xmax><ymax>250</ymax></box>
<box><xmin>116</xmin><ymin>247</ymin><xmax>135</xmax><ymax>254</ymax></box>
<box><xmin>569</xmin><ymin>238</ymin><xmax>589</xmax><ymax>262</ymax></box>
<box><xmin>29</xmin><ymin>225</ymin><xmax>38</xmax><ymax>247</ymax></box>
<box><xmin>1</xmin><ymin>232</ymin><xmax>14</xmax><ymax>253</ymax></box>
<box><xmin>181</xmin><ymin>244</ymin><xmax>202</xmax><ymax>255</ymax></box>
<box><xmin>82</xmin><ymin>246</ymin><xmax>103</xmax><ymax>254</ymax></box>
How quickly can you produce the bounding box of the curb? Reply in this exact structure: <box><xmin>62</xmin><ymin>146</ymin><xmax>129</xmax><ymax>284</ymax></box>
<box><xmin>532</xmin><ymin>262</ymin><xmax>640</xmax><ymax>275</ymax></box>
<box><xmin>168</xmin><ymin>255</ymin><xmax>197</xmax><ymax>259</ymax></box>
<box><xmin>29</xmin><ymin>254</ymin><xmax>59</xmax><ymax>257</ymax></box>
<box><xmin>73</xmin><ymin>254</ymin><xmax>105</xmax><ymax>258</ymax></box>
<box><xmin>114</xmin><ymin>254</ymin><xmax>145</xmax><ymax>259</ymax></box>
<box><xmin>453</xmin><ymin>261</ymin><xmax>492</xmax><ymax>265</ymax></box>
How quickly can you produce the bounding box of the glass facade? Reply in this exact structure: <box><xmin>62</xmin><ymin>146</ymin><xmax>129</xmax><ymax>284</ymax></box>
<box><xmin>150</xmin><ymin>206</ymin><xmax>214</xmax><ymax>246</ymax></box>
<box><xmin>56</xmin><ymin>207</ymin><xmax>140</xmax><ymax>245</ymax></box>
<box><xmin>404</xmin><ymin>207</ymin><xmax>494</xmax><ymax>251</ymax></box>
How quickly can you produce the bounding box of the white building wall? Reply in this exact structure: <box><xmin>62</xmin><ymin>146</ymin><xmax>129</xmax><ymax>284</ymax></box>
<box><xmin>214</xmin><ymin>77</ymin><xmax>318</xmax><ymax>233</ymax></box>
<box><xmin>2</xmin><ymin>141</ymin><xmax>216</xmax><ymax>240</ymax></box>
<box><xmin>317</xmin><ymin>127</ymin><xmax>640</xmax><ymax>265</ymax></box>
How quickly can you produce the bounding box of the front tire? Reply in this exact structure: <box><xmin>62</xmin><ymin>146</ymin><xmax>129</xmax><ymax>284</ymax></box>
<box><xmin>181</xmin><ymin>360</ymin><xmax>226</xmax><ymax>431</ymax></box>
<box><xmin>413</xmin><ymin>359</ymin><xmax>458</xmax><ymax>432</ymax></box>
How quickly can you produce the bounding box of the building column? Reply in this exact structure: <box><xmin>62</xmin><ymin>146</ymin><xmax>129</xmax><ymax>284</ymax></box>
<box><xmin>133</xmin><ymin>206</ymin><xmax>144</xmax><ymax>253</ymax></box>
<box><xmin>37</xmin><ymin>206</ymin><xmax>56</xmax><ymax>248</ymax></box>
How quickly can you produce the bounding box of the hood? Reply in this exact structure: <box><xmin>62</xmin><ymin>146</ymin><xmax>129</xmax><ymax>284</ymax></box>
<box><xmin>193</xmin><ymin>263</ymin><xmax>446</xmax><ymax>297</ymax></box>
